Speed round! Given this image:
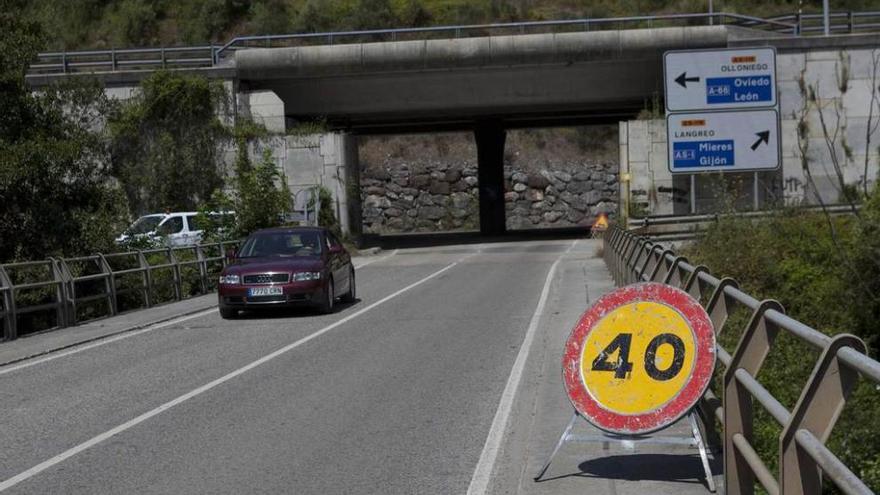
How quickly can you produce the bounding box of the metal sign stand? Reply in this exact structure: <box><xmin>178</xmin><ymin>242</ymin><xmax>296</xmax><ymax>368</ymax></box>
<box><xmin>534</xmin><ymin>408</ymin><xmax>716</xmax><ymax>492</ymax></box>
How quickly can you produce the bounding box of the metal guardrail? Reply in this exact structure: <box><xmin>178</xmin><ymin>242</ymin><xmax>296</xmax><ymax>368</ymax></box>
<box><xmin>27</xmin><ymin>11</ymin><xmax>880</xmax><ymax>76</ymax></box>
<box><xmin>27</xmin><ymin>11</ymin><xmax>804</xmax><ymax>76</ymax></box>
<box><xmin>0</xmin><ymin>241</ymin><xmax>238</xmax><ymax>341</ymax></box>
<box><xmin>603</xmin><ymin>225</ymin><xmax>880</xmax><ymax>495</ymax></box>
<box><xmin>627</xmin><ymin>204</ymin><xmax>860</xmax><ymax>242</ymax></box>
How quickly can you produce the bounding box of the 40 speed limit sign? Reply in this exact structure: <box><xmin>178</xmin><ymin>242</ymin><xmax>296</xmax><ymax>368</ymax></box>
<box><xmin>563</xmin><ymin>282</ymin><xmax>715</xmax><ymax>435</ymax></box>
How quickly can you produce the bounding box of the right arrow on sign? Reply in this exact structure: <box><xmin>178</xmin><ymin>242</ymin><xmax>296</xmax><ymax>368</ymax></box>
<box><xmin>675</xmin><ymin>72</ymin><xmax>701</xmax><ymax>88</ymax></box>
<box><xmin>751</xmin><ymin>130</ymin><xmax>770</xmax><ymax>151</ymax></box>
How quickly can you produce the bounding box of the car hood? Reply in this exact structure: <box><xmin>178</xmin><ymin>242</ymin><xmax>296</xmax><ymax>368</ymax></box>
<box><xmin>224</xmin><ymin>257</ymin><xmax>323</xmax><ymax>275</ymax></box>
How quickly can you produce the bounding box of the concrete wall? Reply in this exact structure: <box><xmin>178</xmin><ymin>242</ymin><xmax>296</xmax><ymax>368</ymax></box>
<box><xmin>252</xmin><ymin>133</ymin><xmax>360</xmax><ymax>236</ymax></box>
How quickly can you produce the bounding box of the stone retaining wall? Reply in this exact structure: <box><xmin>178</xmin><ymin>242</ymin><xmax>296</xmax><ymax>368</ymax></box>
<box><xmin>359</xmin><ymin>130</ymin><xmax>618</xmax><ymax>234</ymax></box>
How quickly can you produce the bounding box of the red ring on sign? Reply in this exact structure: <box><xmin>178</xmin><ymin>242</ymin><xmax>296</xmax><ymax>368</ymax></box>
<box><xmin>562</xmin><ymin>282</ymin><xmax>715</xmax><ymax>435</ymax></box>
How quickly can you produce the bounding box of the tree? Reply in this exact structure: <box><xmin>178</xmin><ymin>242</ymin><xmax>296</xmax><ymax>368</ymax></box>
<box><xmin>109</xmin><ymin>70</ymin><xmax>229</xmax><ymax>215</ymax></box>
<box><xmin>0</xmin><ymin>8</ymin><xmax>129</xmax><ymax>261</ymax></box>
<box><xmin>195</xmin><ymin>124</ymin><xmax>292</xmax><ymax>241</ymax></box>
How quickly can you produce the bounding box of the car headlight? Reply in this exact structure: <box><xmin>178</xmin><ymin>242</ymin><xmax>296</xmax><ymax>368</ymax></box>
<box><xmin>219</xmin><ymin>274</ymin><xmax>240</xmax><ymax>284</ymax></box>
<box><xmin>293</xmin><ymin>272</ymin><xmax>321</xmax><ymax>281</ymax></box>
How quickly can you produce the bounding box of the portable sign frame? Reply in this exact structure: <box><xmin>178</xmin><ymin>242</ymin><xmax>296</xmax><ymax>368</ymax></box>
<box><xmin>534</xmin><ymin>282</ymin><xmax>717</xmax><ymax>491</ymax></box>
<box><xmin>561</xmin><ymin>282</ymin><xmax>716</xmax><ymax>435</ymax></box>
<box><xmin>664</xmin><ymin>47</ymin><xmax>777</xmax><ymax>113</ymax></box>
<box><xmin>666</xmin><ymin>109</ymin><xmax>782</xmax><ymax>173</ymax></box>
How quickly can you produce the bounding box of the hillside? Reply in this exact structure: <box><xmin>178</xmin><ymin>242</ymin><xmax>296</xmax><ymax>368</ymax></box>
<box><xmin>15</xmin><ymin>0</ymin><xmax>880</xmax><ymax>52</ymax></box>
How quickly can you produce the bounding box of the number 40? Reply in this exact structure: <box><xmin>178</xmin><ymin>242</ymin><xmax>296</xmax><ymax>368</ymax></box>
<box><xmin>590</xmin><ymin>333</ymin><xmax>686</xmax><ymax>381</ymax></box>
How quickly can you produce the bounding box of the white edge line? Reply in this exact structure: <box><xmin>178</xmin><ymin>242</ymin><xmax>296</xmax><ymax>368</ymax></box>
<box><xmin>0</xmin><ymin>309</ymin><xmax>218</xmax><ymax>377</ymax></box>
<box><xmin>353</xmin><ymin>249</ymin><xmax>398</xmax><ymax>269</ymax></box>
<box><xmin>2</xmin><ymin>248</ymin><xmax>402</xmax><ymax>377</ymax></box>
<box><xmin>466</xmin><ymin>239</ymin><xmax>575</xmax><ymax>495</ymax></box>
<box><xmin>0</xmin><ymin>259</ymin><xmax>460</xmax><ymax>492</ymax></box>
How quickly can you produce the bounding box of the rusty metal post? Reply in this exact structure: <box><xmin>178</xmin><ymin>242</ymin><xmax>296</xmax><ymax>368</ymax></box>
<box><xmin>779</xmin><ymin>334</ymin><xmax>867</xmax><ymax>495</ymax></box>
<box><xmin>704</xmin><ymin>278</ymin><xmax>740</xmax><ymax>335</ymax></box>
<box><xmin>97</xmin><ymin>254</ymin><xmax>118</xmax><ymax>316</ymax></box>
<box><xmin>0</xmin><ymin>264</ymin><xmax>15</xmax><ymax>340</ymax></box>
<box><xmin>137</xmin><ymin>251</ymin><xmax>153</xmax><ymax>308</ymax></box>
<box><xmin>723</xmin><ymin>300</ymin><xmax>785</xmax><ymax>495</ymax></box>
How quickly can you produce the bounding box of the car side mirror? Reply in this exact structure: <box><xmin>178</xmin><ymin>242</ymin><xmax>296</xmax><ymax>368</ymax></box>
<box><xmin>225</xmin><ymin>248</ymin><xmax>237</xmax><ymax>262</ymax></box>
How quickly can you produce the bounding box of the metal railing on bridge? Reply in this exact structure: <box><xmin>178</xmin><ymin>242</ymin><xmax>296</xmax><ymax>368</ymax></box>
<box><xmin>0</xmin><ymin>241</ymin><xmax>238</xmax><ymax>342</ymax></box>
<box><xmin>29</xmin><ymin>11</ymin><xmax>880</xmax><ymax>76</ymax></box>
<box><xmin>603</xmin><ymin>224</ymin><xmax>879</xmax><ymax>495</ymax></box>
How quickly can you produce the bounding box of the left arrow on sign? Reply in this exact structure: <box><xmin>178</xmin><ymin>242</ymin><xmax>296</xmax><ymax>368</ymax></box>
<box><xmin>675</xmin><ymin>72</ymin><xmax>700</xmax><ymax>88</ymax></box>
<box><xmin>750</xmin><ymin>130</ymin><xmax>770</xmax><ymax>151</ymax></box>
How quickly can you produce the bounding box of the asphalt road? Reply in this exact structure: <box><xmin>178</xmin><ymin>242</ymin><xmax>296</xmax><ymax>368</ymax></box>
<box><xmin>0</xmin><ymin>239</ymin><xmax>718</xmax><ymax>494</ymax></box>
<box><xmin>0</xmin><ymin>240</ymin><xmax>578</xmax><ymax>494</ymax></box>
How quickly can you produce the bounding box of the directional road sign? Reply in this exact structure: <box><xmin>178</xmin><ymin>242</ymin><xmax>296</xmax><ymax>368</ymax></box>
<box><xmin>667</xmin><ymin>109</ymin><xmax>780</xmax><ymax>173</ymax></box>
<box><xmin>664</xmin><ymin>47</ymin><xmax>777</xmax><ymax>112</ymax></box>
<box><xmin>562</xmin><ymin>283</ymin><xmax>715</xmax><ymax>435</ymax></box>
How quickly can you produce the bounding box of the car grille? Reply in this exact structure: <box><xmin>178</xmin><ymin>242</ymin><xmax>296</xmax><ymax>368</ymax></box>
<box><xmin>243</xmin><ymin>273</ymin><xmax>290</xmax><ymax>284</ymax></box>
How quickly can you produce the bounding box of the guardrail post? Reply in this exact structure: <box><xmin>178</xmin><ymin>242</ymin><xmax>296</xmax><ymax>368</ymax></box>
<box><xmin>98</xmin><ymin>254</ymin><xmax>118</xmax><ymax>316</ymax></box>
<box><xmin>0</xmin><ymin>265</ymin><xmax>16</xmax><ymax>340</ymax></box>
<box><xmin>648</xmin><ymin>248</ymin><xmax>676</xmax><ymax>282</ymax></box>
<box><xmin>111</xmin><ymin>47</ymin><xmax>117</xmax><ymax>71</ymax></box>
<box><xmin>704</xmin><ymin>277</ymin><xmax>740</xmax><ymax>335</ymax></box>
<box><xmin>779</xmin><ymin>334</ymin><xmax>867</xmax><ymax>495</ymax></box>
<box><xmin>167</xmin><ymin>248</ymin><xmax>182</xmax><ymax>301</ymax></box>
<box><xmin>662</xmin><ymin>255</ymin><xmax>689</xmax><ymax>287</ymax></box>
<box><xmin>195</xmin><ymin>245</ymin><xmax>208</xmax><ymax>294</ymax></box>
<box><xmin>161</xmin><ymin>47</ymin><xmax>166</xmax><ymax>68</ymax></box>
<box><xmin>683</xmin><ymin>265</ymin><xmax>710</xmax><ymax>302</ymax></box>
<box><xmin>137</xmin><ymin>251</ymin><xmax>153</xmax><ymax>308</ymax></box>
<box><xmin>847</xmin><ymin>11</ymin><xmax>855</xmax><ymax>32</ymax></box>
<box><xmin>54</xmin><ymin>258</ymin><xmax>75</xmax><ymax>326</ymax></box>
<box><xmin>723</xmin><ymin>300</ymin><xmax>785</xmax><ymax>495</ymax></box>
<box><xmin>795</xmin><ymin>12</ymin><xmax>802</xmax><ymax>35</ymax></box>
<box><xmin>61</xmin><ymin>51</ymin><xmax>68</xmax><ymax>73</ymax></box>
<box><xmin>49</xmin><ymin>258</ymin><xmax>69</xmax><ymax>329</ymax></box>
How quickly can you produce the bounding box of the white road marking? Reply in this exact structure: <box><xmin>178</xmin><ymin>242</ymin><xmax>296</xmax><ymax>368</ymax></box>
<box><xmin>466</xmin><ymin>238</ymin><xmax>578</xmax><ymax>495</ymax></box>
<box><xmin>0</xmin><ymin>259</ymin><xmax>461</xmax><ymax>492</ymax></box>
<box><xmin>0</xmin><ymin>309</ymin><xmax>217</xmax><ymax>377</ymax></box>
<box><xmin>353</xmin><ymin>249</ymin><xmax>398</xmax><ymax>269</ymax></box>
<box><xmin>0</xmin><ymin>250</ymin><xmax>400</xmax><ymax>376</ymax></box>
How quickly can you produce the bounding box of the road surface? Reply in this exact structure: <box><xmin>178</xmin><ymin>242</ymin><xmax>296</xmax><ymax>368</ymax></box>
<box><xmin>0</xmin><ymin>239</ymin><xmax>718</xmax><ymax>494</ymax></box>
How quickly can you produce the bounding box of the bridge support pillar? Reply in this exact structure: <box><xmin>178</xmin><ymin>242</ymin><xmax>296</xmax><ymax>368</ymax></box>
<box><xmin>475</xmin><ymin>121</ymin><xmax>507</xmax><ymax>236</ymax></box>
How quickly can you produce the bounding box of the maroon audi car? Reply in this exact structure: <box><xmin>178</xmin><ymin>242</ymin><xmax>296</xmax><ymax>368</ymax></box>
<box><xmin>218</xmin><ymin>227</ymin><xmax>355</xmax><ymax>319</ymax></box>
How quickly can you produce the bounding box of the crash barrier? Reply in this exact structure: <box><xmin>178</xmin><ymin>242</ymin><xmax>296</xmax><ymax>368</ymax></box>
<box><xmin>28</xmin><ymin>11</ymin><xmax>880</xmax><ymax>76</ymax></box>
<box><xmin>603</xmin><ymin>224</ymin><xmax>880</xmax><ymax>495</ymax></box>
<box><xmin>0</xmin><ymin>241</ymin><xmax>238</xmax><ymax>341</ymax></box>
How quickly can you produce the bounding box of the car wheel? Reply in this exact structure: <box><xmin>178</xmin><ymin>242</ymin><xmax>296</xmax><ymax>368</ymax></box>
<box><xmin>341</xmin><ymin>267</ymin><xmax>356</xmax><ymax>303</ymax></box>
<box><xmin>318</xmin><ymin>278</ymin><xmax>335</xmax><ymax>314</ymax></box>
<box><xmin>219</xmin><ymin>306</ymin><xmax>238</xmax><ymax>319</ymax></box>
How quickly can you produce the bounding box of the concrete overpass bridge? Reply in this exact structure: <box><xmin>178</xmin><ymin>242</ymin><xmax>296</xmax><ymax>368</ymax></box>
<box><xmin>25</xmin><ymin>12</ymin><xmax>880</xmax><ymax>236</ymax></box>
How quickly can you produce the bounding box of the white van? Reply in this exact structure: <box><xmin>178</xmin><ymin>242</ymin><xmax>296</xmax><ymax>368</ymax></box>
<box><xmin>117</xmin><ymin>212</ymin><xmax>233</xmax><ymax>247</ymax></box>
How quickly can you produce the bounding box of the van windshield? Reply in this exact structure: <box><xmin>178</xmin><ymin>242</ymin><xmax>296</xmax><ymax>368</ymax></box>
<box><xmin>128</xmin><ymin>216</ymin><xmax>163</xmax><ymax>235</ymax></box>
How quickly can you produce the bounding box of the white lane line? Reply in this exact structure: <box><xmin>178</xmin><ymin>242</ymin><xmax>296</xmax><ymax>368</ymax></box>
<box><xmin>466</xmin><ymin>239</ymin><xmax>577</xmax><ymax>495</ymax></box>
<box><xmin>0</xmin><ymin>260</ymin><xmax>461</xmax><ymax>492</ymax></box>
<box><xmin>0</xmin><ymin>309</ymin><xmax>217</xmax><ymax>378</ymax></box>
<box><xmin>353</xmin><ymin>249</ymin><xmax>398</xmax><ymax>269</ymax></box>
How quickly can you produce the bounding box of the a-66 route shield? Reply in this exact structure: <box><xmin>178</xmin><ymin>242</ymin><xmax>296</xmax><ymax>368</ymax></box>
<box><xmin>562</xmin><ymin>282</ymin><xmax>715</xmax><ymax>435</ymax></box>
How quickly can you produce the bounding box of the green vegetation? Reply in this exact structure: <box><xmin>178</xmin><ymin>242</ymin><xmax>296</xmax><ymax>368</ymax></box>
<box><xmin>684</xmin><ymin>202</ymin><xmax>880</xmax><ymax>491</ymax></box>
<box><xmin>0</xmin><ymin>7</ymin><xmax>129</xmax><ymax>261</ymax></box>
<box><xmin>109</xmin><ymin>70</ymin><xmax>230</xmax><ymax>214</ymax></box>
<box><xmin>15</xmin><ymin>0</ymin><xmax>880</xmax><ymax>51</ymax></box>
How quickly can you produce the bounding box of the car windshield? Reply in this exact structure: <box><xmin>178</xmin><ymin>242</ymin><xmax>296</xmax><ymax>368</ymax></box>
<box><xmin>238</xmin><ymin>232</ymin><xmax>322</xmax><ymax>257</ymax></box>
<box><xmin>127</xmin><ymin>216</ymin><xmax>163</xmax><ymax>235</ymax></box>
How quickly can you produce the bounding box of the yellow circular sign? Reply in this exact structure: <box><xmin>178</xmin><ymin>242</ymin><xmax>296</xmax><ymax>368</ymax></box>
<box><xmin>581</xmin><ymin>301</ymin><xmax>696</xmax><ymax>415</ymax></box>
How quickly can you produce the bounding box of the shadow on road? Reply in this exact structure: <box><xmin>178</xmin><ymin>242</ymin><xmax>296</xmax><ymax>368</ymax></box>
<box><xmin>537</xmin><ymin>453</ymin><xmax>720</xmax><ymax>490</ymax></box>
<box><xmin>233</xmin><ymin>298</ymin><xmax>363</xmax><ymax>320</ymax></box>
<box><xmin>360</xmin><ymin>226</ymin><xmax>590</xmax><ymax>250</ymax></box>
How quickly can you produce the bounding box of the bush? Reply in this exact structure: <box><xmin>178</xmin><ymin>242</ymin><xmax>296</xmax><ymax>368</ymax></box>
<box><xmin>684</xmin><ymin>206</ymin><xmax>880</xmax><ymax>492</ymax></box>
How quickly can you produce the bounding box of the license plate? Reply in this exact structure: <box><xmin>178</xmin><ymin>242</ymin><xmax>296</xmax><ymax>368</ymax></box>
<box><xmin>248</xmin><ymin>287</ymin><xmax>283</xmax><ymax>297</ymax></box>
